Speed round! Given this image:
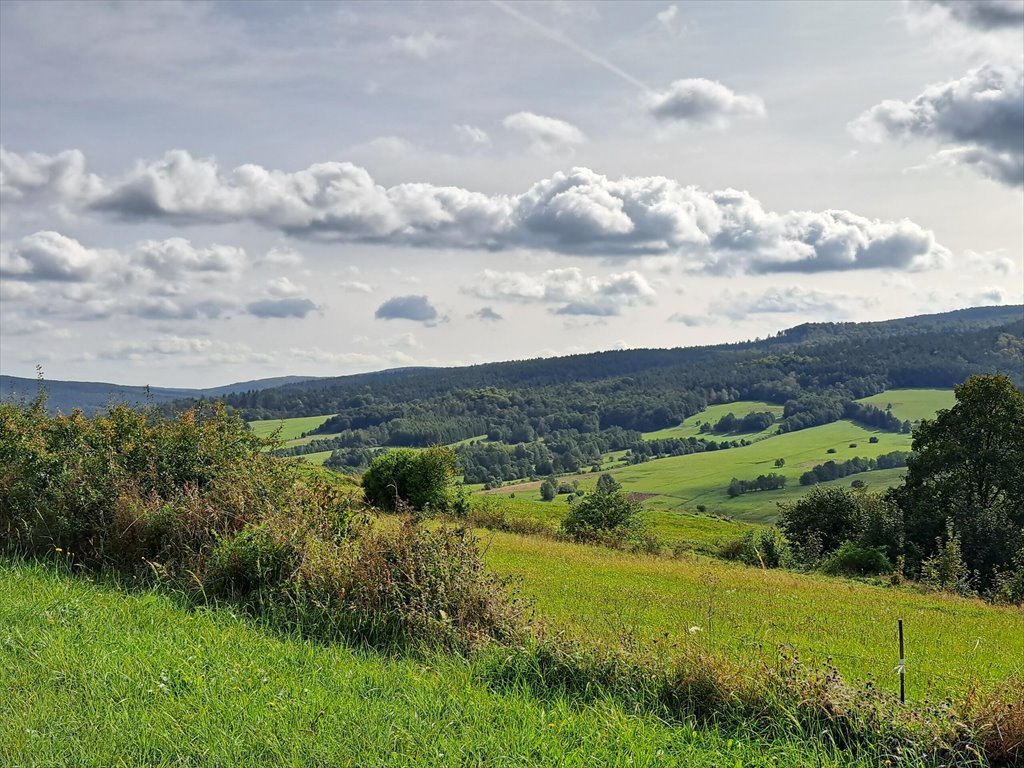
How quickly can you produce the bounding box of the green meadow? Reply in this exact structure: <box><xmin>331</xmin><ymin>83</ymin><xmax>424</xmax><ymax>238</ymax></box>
<box><xmin>481</xmin><ymin>532</ymin><xmax>1024</xmax><ymax>699</ymax></box>
<box><xmin>856</xmin><ymin>389</ymin><xmax>956</xmax><ymax>422</ymax></box>
<box><xmin>248</xmin><ymin>413</ymin><xmax>335</xmax><ymax>442</ymax></box>
<box><xmin>0</xmin><ymin>560</ymin><xmax>903</xmax><ymax>768</ymax></box>
<box><xmin>643</xmin><ymin>400</ymin><xmax>786</xmax><ymax>442</ymax></box>
<box><xmin>612</xmin><ymin>419</ymin><xmax>915</xmax><ymax>522</ymax></box>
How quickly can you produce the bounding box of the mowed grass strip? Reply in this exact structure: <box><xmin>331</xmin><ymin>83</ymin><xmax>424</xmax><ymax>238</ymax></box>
<box><xmin>481</xmin><ymin>532</ymin><xmax>1024</xmax><ymax>698</ymax></box>
<box><xmin>0</xmin><ymin>561</ymin><xmax>890</xmax><ymax>768</ymax></box>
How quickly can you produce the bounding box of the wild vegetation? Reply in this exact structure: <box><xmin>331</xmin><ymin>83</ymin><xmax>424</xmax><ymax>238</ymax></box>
<box><xmin>3</xmin><ymin>311</ymin><xmax>1023</xmax><ymax>765</ymax></box>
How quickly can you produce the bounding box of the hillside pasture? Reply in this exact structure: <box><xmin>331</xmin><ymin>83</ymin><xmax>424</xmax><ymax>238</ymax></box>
<box><xmin>613</xmin><ymin>420</ymin><xmax>915</xmax><ymax>522</ymax></box>
<box><xmin>248</xmin><ymin>413</ymin><xmax>335</xmax><ymax>442</ymax></box>
<box><xmin>643</xmin><ymin>401</ymin><xmax>785</xmax><ymax>442</ymax></box>
<box><xmin>481</xmin><ymin>532</ymin><xmax>1024</xmax><ymax>699</ymax></box>
<box><xmin>855</xmin><ymin>389</ymin><xmax>956</xmax><ymax>423</ymax></box>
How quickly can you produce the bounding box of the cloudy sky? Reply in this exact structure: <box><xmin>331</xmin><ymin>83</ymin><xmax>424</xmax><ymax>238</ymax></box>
<box><xmin>1</xmin><ymin>0</ymin><xmax>1022</xmax><ymax>387</ymax></box>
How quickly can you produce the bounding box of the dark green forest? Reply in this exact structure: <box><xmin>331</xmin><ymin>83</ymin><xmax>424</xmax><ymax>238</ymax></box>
<box><xmin>193</xmin><ymin>307</ymin><xmax>1024</xmax><ymax>480</ymax></box>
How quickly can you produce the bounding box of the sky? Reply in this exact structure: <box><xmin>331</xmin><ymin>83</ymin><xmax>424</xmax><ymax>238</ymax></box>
<box><xmin>1</xmin><ymin>0</ymin><xmax>1022</xmax><ymax>388</ymax></box>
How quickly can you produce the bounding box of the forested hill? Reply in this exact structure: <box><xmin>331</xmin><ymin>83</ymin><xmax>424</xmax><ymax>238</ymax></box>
<box><xmin>0</xmin><ymin>374</ymin><xmax>321</xmax><ymax>416</ymax></box>
<box><xmin>219</xmin><ymin>306</ymin><xmax>1022</xmax><ymax>423</ymax></box>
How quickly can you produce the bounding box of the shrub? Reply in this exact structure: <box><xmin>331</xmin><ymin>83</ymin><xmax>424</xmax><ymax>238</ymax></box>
<box><xmin>869</xmin><ymin>436</ymin><xmax>879</xmax><ymax>444</ymax></box>
<box><xmin>539</xmin><ymin>478</ymin><xmax>557</xmax><ymax>501</ymax></box>
<box><xmin>362</xmin><ymin>446</ymin><xmax>464</xmax><ymax>514</ymax></box>
<box><xmin>561</xmin><ymin>486</ymin><xmax>644</xmax><ymax>542</ymax></box>
<box><xmin>0</xmin><ymin>399</ymin><xmax>521</xmax><ymax>651</ymax></box>
<box><xmin>820</xmin><ymin>542</ymin><xmax>893</xmax><ymax>577</ymax></box>
<box><xmin>827</xmin><ymin>447</ymin><xmax>837</xmax><ymax>454</ymax></box>
<box><xmin>0</xmin><ymin>399</ymin><xmax>297</xmax><ymax>571</ymax></box>
<box><xmin>719</xmin><ymin>529</ymin><xmax>788</xmax><ymax>568</ymax></box>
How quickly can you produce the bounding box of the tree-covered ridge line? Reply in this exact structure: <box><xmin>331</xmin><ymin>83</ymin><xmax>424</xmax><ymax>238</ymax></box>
<box><xmin>234</xmin><ymin>311</ymin><xmax>1024</xmax><ymax>485</ymax></box>
<box><xmin>219</xmin><ymin>317</ymin><xmax>1020</xmax><ymax>448</ymax></box>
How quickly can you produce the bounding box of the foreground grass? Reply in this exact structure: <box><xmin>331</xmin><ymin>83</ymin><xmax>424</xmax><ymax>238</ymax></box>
<box><xmin>481</xmin><ymin>532</ymin><xmax>1024</xmax><ymax>699</ymax></box>
<box><xmin>1</xmin><ymin>561</ymin><xmax>903</xmax><ymax>768</ymax></box>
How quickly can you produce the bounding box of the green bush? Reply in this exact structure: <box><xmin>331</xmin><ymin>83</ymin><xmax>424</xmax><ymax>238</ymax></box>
<box><xmin>820</xmin><ymin>542</ymin><xmax>893</xmax><ymax>577</ymax></box>
<box><xmin>0</xmin><ymin>398</ymin><xmax>520</xmax><ymax>651</ymax></box>
<box><xmin>719</xmin><ymin>529</ymin><xmax>788</xmax><ymax>568</ymax></box>
<box><xmin>361</xmin><ymin>446</ymin><xmax>464</xmax><ymax>514</ymax></box>
<box><xmin>561</xmin><ymin>486</ymin><xmax>644</xmax><ymax>543</ymax></box>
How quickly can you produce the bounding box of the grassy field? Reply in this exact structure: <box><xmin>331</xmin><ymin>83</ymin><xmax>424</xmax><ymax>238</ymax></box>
<box><xmin>856</xmin><ymin>389</ymin><xmax>956</xmax><ymax>423</ymax></box>
<box><xmin>481</xmin><ymin>532</ymin><xmax>1024</xmax><ymax>699</ymax></box>
<box><xmin>0</xmin><ymin>560</ymin><xmax>900</xmax><ymax>768</ymax></box>
<box><xmin>248</xmin><ymin>413</ymin><xmax>335</xmax><ymax>442</ymax></box>
<box><xmin>482</xmin><ymin>421</ymin><xmax>915</xmax><ymax>524</ymax></box>
<box><xmin>612</xmin><ymin>420</ymin><xmax>916</xmax><ymax>522</ymax></box>
<box><xmin>473</xmin><ymin>493</ymin><xmax>753</xmax><ymax>553</ymax></box>
<box><xmin>643</xmin><ymin>401</ymin><xmax>785</xmax><ymax>442</ymax></box>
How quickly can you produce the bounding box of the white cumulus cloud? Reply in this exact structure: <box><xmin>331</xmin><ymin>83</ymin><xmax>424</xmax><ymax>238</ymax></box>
<box><xmin>502</xmin><ymin>112</ymin><xmax>587</xmax><ymax>152</ymax></box>
<box><xmin>850</xmin><ymin>64</ymin><xmax>1023</xmax><ymax>187</ymax></box>
<box><xmin>646</xmin><ymin>79</ymin><xmax>765</xmax><ymax>127</ymax></box>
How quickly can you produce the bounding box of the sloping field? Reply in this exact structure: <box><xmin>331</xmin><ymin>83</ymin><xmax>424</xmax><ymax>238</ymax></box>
<box><xmin>613</xmin><ymin>420</ymin><xmax>914</xmax><ymax>521</ymax></box>
<box><xmin>0</xmin><ymin>561</ymin><xmax>888</xmax><ymax>768</ymax></box>
<box><xmin>643</xmin><ymin>401</ymin><xmax>785</xmax><ymax>442</ymax></box>
<box><xmin>855</xmin><ymin>389</ymin><xmax>956</xmax><ymax>423</ymax></box>
<box><xmin>248</xmin><ymin>414</ymin><xmax>335</xmax><ymax>442</ymax></box>
<box><xmin>482</xmin><ymin>532</ymin><xmax>1024</xmax><ymax>699</ymax></box>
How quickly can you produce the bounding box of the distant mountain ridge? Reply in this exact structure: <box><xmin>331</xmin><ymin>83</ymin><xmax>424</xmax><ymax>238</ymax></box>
<box><xmin>0</xmin><ymin>374</ymin><xmax>321</xmax><ymax>415</ymax></box>
<box><xmin>3</xmin><ymin>305</ymin><xmax>1021</xmax><ymax>417</ymax></box>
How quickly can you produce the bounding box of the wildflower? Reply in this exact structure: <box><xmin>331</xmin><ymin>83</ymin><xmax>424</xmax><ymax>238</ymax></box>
<box><xmin>55</xmin><ymin>547</ymin><xmax>63</xmax><ymax>553</ymax></box>
<box><xmin>688</xmin><ymin>626</ymin><xmax>702</xmax><ymax>634</ymax></box>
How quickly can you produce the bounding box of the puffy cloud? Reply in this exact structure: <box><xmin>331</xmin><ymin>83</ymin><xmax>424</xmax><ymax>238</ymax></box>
<box><xmin>246</xmin><ymin>276</ymin><xmax>319</xmax><ymax>318</ymax></box>
<box><xmin>1</xmin><ymin>149</ymin><xmax>951</xmax><ymax>272</ymax></box>
<box><xmin>264</xmin><ymin>276</ymin><xmax>306</xmax><ymax>298</ymax></box>
<box><xmin>646</xmin><ymin>79</ymin><xmax>765</xmax><ymax>127</ymax></box>
<box><xmin>502</xmin><ymin>112</ymin><xmax>587</xmax><ymax>152</ymax></box>
<box><xmin>850</xmin><ymin>64</ymin><xmax>1024</xmax><ymax>187</ymax></box>
<box><xmin>0</xmin><ymin>280</ymin><xmax>37</xmax><ymax>302</ymax></box>
<box><xmin>471</xmin><ymin>306</ymin><xmax>504</xmax><ymax>322</ymax></box>
<box><xmin>454</xmin><ymin>124</ymin><xmax>490</xmax><ymax>146</ymax></box>
<box><xmin>709</xmin><ymin>286</ymin><xmax>876</xmax><ymax>320</ymax></box>
<box><xmin>128</xmin><ymin>296</ymin><xmax>235</xmax><ymax>321</ymax></box>
<box><xmin>247</xmin><ymin>297</ymin><xmax>318</xmax><ymax>319</ymax></box>
<box><xmin>964</xmin><ymin>248</ymin><xmax>1016</xmax><ymax>275</ymax></box>
<box><xmin>339</xmin><ymin>280</ymin><xmax>375</xmax><ymax>293</ymax></box>
<box><xmin>0</xmin><ymin>147</ymin><xmax>104</xmax><ymax>205</ymax></box>
<box><xmin>466</xmin><ymin>267</ymin><xmax>656</xmax><ymax>316</ymax></box>
<box><xmin>257</xmin><ymin>246</ymin><xmax>304</xmax><ymax>267</ymax></box>
<box><xmin>0</xmin><ymin>231</ymin><xmax>114</xmax><ymax>282</ymax></box>
<box><xmin>667</xmin><ymin>313</ymin><xmax>711</xmax><ymax>326</ymax></box>
<box><xmin>926</xmin><ymin>0</ymin><xmax>1024</xmax><ymax>31</ymax></box>
<box><xmin>135</xmin><ymin>238</ymin><xmax>246</xmax><ymax>277</ymax></box>
<box><xmin>390</xmin><ymin>32</ymin><xmax>452</xmax><ymax>59</ymax></box>
<box><xmin>374</xmin><ymin>294</ymin><xmax>440</xmax><ymax>322</ymax></box>
<box><xmin>656</xmin><ymin>4</ymin><xmax>683</xmax><ymax>34</ymax></box>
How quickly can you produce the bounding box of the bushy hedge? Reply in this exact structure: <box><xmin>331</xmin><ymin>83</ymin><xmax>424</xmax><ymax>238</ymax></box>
<box><xmin>0</xmin><ymin>397</ymin><xmax>521</xmax><ymax>650</ymax></box>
